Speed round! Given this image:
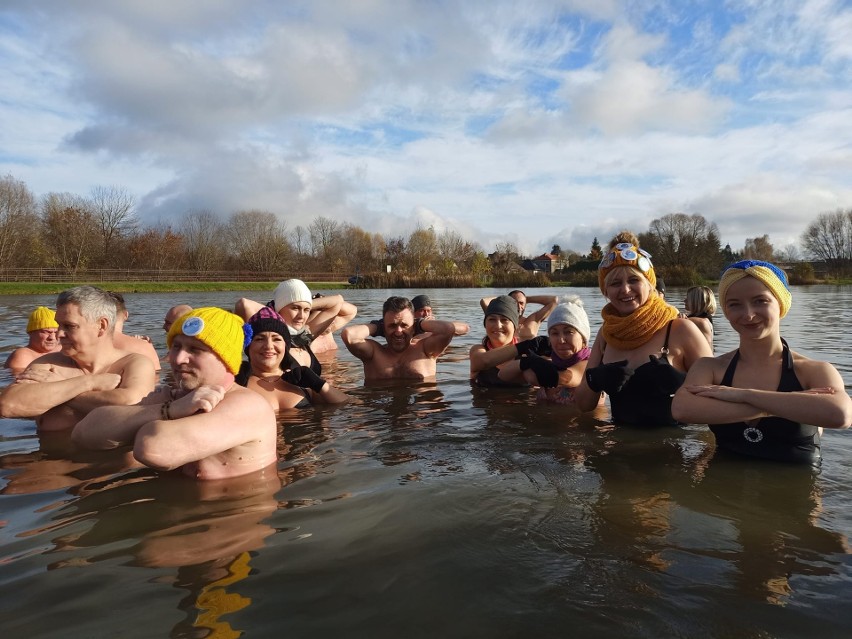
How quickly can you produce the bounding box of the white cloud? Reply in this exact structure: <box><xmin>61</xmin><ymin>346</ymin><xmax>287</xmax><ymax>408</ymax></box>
<box><xmin>2</xmin><ymin>0</ymin><xmax>851</xmax><ymax>258</ymax></box>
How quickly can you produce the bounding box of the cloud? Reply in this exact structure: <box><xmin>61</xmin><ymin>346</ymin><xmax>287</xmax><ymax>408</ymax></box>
<box><xmin>2</xmin><ymin>0</ymin><xmax>851</xmax><ymax>260</ymax></box>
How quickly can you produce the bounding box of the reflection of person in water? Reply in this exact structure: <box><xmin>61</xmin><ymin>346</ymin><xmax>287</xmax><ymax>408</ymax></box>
<box><xmin>686</xmin><ymin>455</ymin><xmax>850</xmax><ymax>606</ymax></box>
<box><xmin>41</xmin><ymin>470</ymin><xmax>282</xmax><ymax>637</ymax></box>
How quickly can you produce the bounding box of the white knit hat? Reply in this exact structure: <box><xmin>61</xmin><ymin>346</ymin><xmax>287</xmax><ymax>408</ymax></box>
<box><xmin>273</xmin><ymin>279</ymin><xmax>312</xmax><ymax>310</ymax></box>
<box><xmin>547</xmin><ymin>295</ymin><xmax>590</xmax><ymax>344</ymax></box>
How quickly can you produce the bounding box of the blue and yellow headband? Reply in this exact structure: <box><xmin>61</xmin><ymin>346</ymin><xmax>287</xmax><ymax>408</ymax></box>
<box><xmin>718</xmin><ymin>260</ymin><xmax>791</xmax><ymax>318</ymax></box>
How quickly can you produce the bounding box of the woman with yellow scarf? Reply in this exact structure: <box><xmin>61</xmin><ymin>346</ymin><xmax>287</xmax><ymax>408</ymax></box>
<box><xmin>574</xmin><ymin>232</ymin><xmax>712</xmax><ymax>426</ymax></box>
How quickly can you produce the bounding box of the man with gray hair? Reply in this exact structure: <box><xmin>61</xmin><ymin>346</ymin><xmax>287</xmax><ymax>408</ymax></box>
<box><xmin>0</xmin><ymin>285</ymin><xmax>157</xmax><ymax>431</ymax></box>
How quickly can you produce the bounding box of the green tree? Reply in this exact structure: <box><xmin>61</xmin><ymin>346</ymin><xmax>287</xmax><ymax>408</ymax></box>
<box><xmin>588</xmin><ymin>237</ymin><xmax>602</xmax><ymax>261</ymax></box>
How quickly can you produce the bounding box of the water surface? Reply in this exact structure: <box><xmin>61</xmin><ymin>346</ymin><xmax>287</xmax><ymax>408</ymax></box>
<box><xmin>1</xmin><ymin>286</ymin><xmax>850</xmax><ymax>638</ymax></box>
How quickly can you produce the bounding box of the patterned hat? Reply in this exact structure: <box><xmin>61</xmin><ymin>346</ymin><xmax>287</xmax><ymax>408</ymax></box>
<box><xmin>166</xmin><ymin>307</ymin><xmax>248</xmax><ymax>374</ymax></box>
<box><xmin>718</xmin><ymin>260</ymin><xmax>792</xmax><ymax>318</ymax></box>
<box><xmin>273</xmin><ymin>279</ymin><xmax>312</xmax><ymax>311</ymax></box>
<box><xmin>27</xmin><ymin>306</ymin><xmax>58</xmax><ymax>332</ymax></box>
<box><xmin>598</xmin><ymin>243</ymin><xmax>657</xmax><ymax>294</ymax></box>
<box><xmin>245</xmin><ymin>307</ymin><xmax>291</xmax><ymax>352</ymax></box>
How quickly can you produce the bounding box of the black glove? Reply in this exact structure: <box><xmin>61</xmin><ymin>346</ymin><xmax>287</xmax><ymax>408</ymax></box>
<box><xmin>646</xmin><ymin>354</ymin><xmax>686</xmax><ymax>395</ymax></box>
<box><xmin>312</xmin><ymin>292</ymin><xmax>324</xmax><ymax>299</ymax></box>
<box><xmin>585</xmin><ymin>360</ymin><xmax>634</xmax><ymax>394</ymax></box>
<box><xmin>369</xmin><ymin>319</ymin><xmax>385</xmax><ymax>338</ymax></box>
<box><xmin>515</xmin><ymin>336</ymin><xmax>551</xmax><ymax>357</ymax></box>
<box><xmin>519</xmin><ymin>352</ymin><xmax>559</xmax><ymax>388</ymax></box>
<box><xmin>283</xmin><ymin>366</ymin><xmax>327</xmax><ymax>393</ymax></box>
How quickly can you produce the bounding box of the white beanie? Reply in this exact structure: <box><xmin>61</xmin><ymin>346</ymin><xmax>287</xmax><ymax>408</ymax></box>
<box><xmin>273</xmin><ymin>279</ymin><xmax>312</xmax><ymax>310</ymax></box>
<box><xmin>547</xmin><ymin>295</ymin><xmax>590</xmax><ymax>344</ymax></box>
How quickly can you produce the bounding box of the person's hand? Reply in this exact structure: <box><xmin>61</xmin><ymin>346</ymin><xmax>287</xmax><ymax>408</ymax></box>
<box><xmin>16</xmin><ymin>365</ymin><xmax>81</xmax><ymax>384</ymax></box>
<box><xmin>646</xmin><ymin>354</ymin><xmax>686</xmax><ymax>394</ymax></box>
<box><xmin>369</xmin><ymin>319</ymin><xmax>385</xmax><ymax>338</ymax></box>
<box><xmin>134</xmin><ymin>334</ymin><xmax>153</xmax><ymax>343</ymax></box>
<box><xmin>169</xmin><ymin>385</ymin><xmax>226</xmax><ymax>418</ymax></box>
<box><xmin>519</xmin><ymin>352</ymin><xmax>559</xmax><ymax>388</ymax></box>
<box><xmin>283</xmin><ymin>366</ymin><xmax>327</xmax><ymax>393</ymax></box>
<box><xmin>516</xmin><ymin>336</ymin><xmax>551</xmax><ymax>357</ymax></box>
<box><xmin>585</xmin><ymin>360</ymin><xmax>634</xmax><ymax>394</ymax></box>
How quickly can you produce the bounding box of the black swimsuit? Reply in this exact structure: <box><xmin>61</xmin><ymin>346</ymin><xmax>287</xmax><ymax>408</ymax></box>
<box><xmin>285</xmin><ymin>347</ymin><xmax>321</xmax><ymax>376</ymax></box>
<box><xmin>710</xmin><ymin>340</ymin><xmax>820</xmax><ymax>465</ymax></box>
<box><xmin>608</xmin><ymin>321</ymin><xmax>686</xmax><ymax>427</ymax></box>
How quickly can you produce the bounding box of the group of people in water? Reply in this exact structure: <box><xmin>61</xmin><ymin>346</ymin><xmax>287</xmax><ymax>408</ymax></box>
<box><xmin>1</xmin><ymin>230</ymin><xmax>849</xmax><ymax>480</ymax></box>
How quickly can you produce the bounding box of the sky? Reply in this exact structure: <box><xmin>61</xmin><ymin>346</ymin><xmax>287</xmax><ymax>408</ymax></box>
<box><xmin>1</xmin><ymin>0</ymin><xmax>851</xmax><ymax>257</ymax></box>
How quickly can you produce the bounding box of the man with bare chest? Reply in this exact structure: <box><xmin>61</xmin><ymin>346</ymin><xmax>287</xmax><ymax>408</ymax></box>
<box><xmin>0</xmin><ymin>286</ymin><xmax>157</xmax><ymax>431</ymax></box>
<box><xmin>341</xmin><ymin>296</ymin><xmax>464</xmax><ymax>382</ymax></box>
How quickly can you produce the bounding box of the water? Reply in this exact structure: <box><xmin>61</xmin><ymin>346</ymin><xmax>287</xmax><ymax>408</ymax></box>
<box><xmin>1</xmin><ymin>286</ymin><xmax>851</xmax><ymax>638</ymax></box>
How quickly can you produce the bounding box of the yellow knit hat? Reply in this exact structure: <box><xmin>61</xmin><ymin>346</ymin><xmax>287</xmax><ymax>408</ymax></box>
<box><xmin>718</xmin><ymin>260</ymin><xmax>792</xmax><ymax>318</ymax></box>
<box><xmin>27</xmin><ymin>306</ymin><xmax>58</xmax><ymax>332</ymax></box>
<box><xmin>598</xmin><ymin>243</ymin><xmax>657</xmax><ymax>294</ymax></box>
<box><xmin>166</xmin><ymin>307</ymin><xmax>248</xmax><ymax>374</ymax></box>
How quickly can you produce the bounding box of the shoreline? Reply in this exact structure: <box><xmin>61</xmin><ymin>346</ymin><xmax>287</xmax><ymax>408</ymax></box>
<box><xmin>0</xmin><ymin>281</ymin><xmax>352</xmax><ymax>295</ymax></box>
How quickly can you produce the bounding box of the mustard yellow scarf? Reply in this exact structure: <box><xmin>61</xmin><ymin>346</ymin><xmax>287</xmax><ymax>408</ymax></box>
<box><xmin>601</xmin><ymin>295</ymin><xmax>678</xmax><ymax>350</ymax></box>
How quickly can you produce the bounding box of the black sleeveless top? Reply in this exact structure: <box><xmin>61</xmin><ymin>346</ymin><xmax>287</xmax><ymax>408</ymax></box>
<box><xmin>608</xmin><ymin>321</ymin><xmax>686</xmax><ymax>427</ymax></box>
<box><xmin>709</xmin><ymin>340</ymin><xmax>820</xmax><ymax>465</ymax></box>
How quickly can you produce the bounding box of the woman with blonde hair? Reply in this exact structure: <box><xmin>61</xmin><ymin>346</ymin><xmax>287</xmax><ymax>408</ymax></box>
<box><xmin>573</xmin><ymin>232</ymin><xmax>712</xmax><ymax>426</ymax></box>
<box><xmin>683</xmin><ymin>285</ymin><xmax>717</xmax><ymax>350</ymax></box>
<box><xmin>672</xmin><ymin>260</ymin><xmax>851</xmax><ymax>464</ymax></box>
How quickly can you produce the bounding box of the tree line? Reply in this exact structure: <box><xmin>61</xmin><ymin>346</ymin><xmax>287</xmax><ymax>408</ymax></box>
<box><xmin>1</xmin><ymin>174</ymin><xmax>850</xmax><ymax>284</ymax></box>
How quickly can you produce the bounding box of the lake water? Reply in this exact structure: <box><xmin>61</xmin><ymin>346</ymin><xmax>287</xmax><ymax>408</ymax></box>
<box><xmin>1</xmin><ymin>286</ymin><xmax>851</xmax><ymax>638</ymax></box>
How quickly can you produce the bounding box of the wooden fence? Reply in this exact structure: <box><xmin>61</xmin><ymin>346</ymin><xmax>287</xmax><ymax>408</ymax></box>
<box><xmin>0</xmin><ymin>268</ymin><xmax>347</xmax><ymax>283</ymax></box>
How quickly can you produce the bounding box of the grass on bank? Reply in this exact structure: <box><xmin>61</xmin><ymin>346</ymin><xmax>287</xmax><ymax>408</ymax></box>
<box><xmin>0</xmin><ymin>281</ymin><xmax>351</xmax><ymax>295</ymax></box>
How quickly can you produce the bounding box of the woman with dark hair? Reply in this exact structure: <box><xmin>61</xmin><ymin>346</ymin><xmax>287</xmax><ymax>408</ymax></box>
<box><xmin>237</xmin><ymin>307</ymin><xmax>348</xmax><ymax>410</ymax></box>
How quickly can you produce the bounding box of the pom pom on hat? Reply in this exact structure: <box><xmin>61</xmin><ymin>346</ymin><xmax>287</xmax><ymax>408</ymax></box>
<box><xmin>598</xmin><ymin>243</ymin><xmax>657</xmax><ymax>294</ymax></box>
<box><xmin>27</xmin><ymin>306</ymin><xmax>58</xmax><ymax>332</ymax></box>
<box><xmin>166</xmin><ymin>307</ymin><xmax>247</xmax><ymax>374</ymax></box>
<box><xmin>547</xmin><ymin>295</ymin><xmax>590</xmax><ymax>344</ymax></box>
<box><xmin>718</xmin><ymin>260</ymin><xmax>792</xmax><ymax>318</ymax></box>
<box><xmin>273</xmin><ymin>279</ymin><xmax>312</xmax><ymax>311</ymax></box>
<box><xmin>484</xmin><ymin>295</ymin><xmax>519</xmax><ymax>329</ymax></box>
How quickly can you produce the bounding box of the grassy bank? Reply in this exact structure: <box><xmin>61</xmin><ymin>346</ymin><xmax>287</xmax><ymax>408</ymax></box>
<box><xmin>0</xmin><ymin>281</ymin><xmax>351</xmax><ymax>295</ymax></box>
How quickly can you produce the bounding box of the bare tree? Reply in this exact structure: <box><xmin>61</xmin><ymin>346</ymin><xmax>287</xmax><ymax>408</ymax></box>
<box><xmin>436</xmin><ymin>229</ymin><xmax>477</xmax><ymax>274</ymax></box>
<box><xmin>338</xmin><ymin>223</ymin><xmax>385</xmax><ymax>273</ymax></box>
<box><xmin>641</xmin><ymin>213</ymin><xmax>722</xmax><ymax>276</ymax></box>
<box><xmin>90</xmin><ymin>185</ymin><xmax>137</xmax><ymax>265</ymax></box>
<box><xmin>225</xmin><ymin>210</ymin><xmax>290</xmax><ymax>273</ymax></box>
<box><xmin>491</xmin><ymin>241</ymin><xmax>521</xmax><ymax>273</ymax></box>
<box><xmin>41</xmin><ymin>192</ymin><xmax>98</xmax><ymax>276</ymax></box>
<box><xmin>742</xmin><ymin>234</ymin><xmax>774</xmax><ymax>261</ymax></box>
<box><xmin>0</xmin><ymin>174</ymin><xmax>40</xmax><ymax>269</ymax></box>
<box><xmin>308</xmin><ymin>216</ymin><xmax>340</xmax><ymax>261</ymax></box>
<box><xmin>405</xmin><ymin>226</ymin><xmax>438</xmax><ymax>275</ymax></box>
<box><xmin>180</xmin><ymin>209</ymin><xmax>225</xmax><ymax>272</ymax></box>
<box><xmin>801</xmin><ymin>209</ymin><xmax>852</xmax><ymax>269</ymax></box>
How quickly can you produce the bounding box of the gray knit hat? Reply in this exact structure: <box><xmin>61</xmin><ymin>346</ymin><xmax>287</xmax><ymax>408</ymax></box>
<box><xmin>483</xmin><ymin>295</ymin><xmax>519</xmax><ymax>328</ymax></box>
<box><xmin>547</xmin><ymin>295</ymin><xmax>590</xmax><ymax>344</ymax></box>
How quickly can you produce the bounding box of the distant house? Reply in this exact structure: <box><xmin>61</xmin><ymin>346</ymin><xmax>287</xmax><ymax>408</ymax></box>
<box><xmin>524</xmin><ymin>253</ymin><xmax>568</xmax><ymax>273</ymax></box>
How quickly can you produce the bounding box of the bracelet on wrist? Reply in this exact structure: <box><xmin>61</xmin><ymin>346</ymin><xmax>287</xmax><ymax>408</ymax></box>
<box><xmin>161</xmin><ymin>400</ymin><xmax>173</xmax><ymax>420</ymax></box>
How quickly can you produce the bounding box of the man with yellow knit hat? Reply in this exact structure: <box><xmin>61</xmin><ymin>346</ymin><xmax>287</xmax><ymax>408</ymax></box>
<box><xmin>74</xmin><ymin>307</ymin><xmax>277</xmax><ymax>480</ymax></box>
<box><xmin>4</xmin><ymin>307</ymin><xmax>62</xmax><ymax>371</ymax></box>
